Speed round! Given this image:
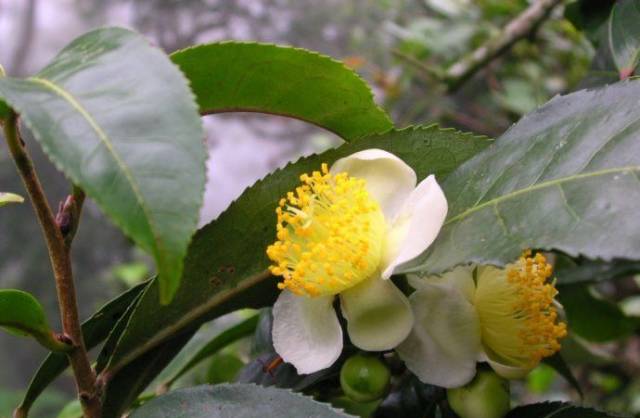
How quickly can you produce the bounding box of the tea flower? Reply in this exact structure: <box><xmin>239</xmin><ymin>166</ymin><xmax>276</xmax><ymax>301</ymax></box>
<box><xmin>267</xmin><ymin>149</ymin><xmax>448</xmax><ymax>374</ymax></box>
<box><xmin>397</xmin><ymin>252</ymin><xmax>567</xmax><ymax>388</ymax></box>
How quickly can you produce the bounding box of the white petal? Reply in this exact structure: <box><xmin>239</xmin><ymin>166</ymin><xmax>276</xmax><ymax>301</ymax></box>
<box><xmin>407</xmin><ymin>265</ymin><xmax>476</xmax><ymax>303</ymax></box>
<box><xmin>330</xmin><ymin>149</ymin><xmax>416</xmax><ymax>220</ymax></box>
<box><xmin>396</xmin><ymin>281</ymin><xmax>482</xmax><ymax>388</ymax></box>
<box><xmin>272</xmin><ymin>291</ymin><xmax>342</xmax><ymax>374</ymax></box>
<box><xmin>485</xmin><ymin>353</ymin><xmax>532</xmax><ymax>380</ymax></box>
<box><xmin>339</xmin><ymin>276</ymin><xmax>413</xmax><ymax>351</ymax></box>
<box><xmin>381</xmin><ymin>175</ymin><xmax>448</xmax><ymax>278</ymax></box>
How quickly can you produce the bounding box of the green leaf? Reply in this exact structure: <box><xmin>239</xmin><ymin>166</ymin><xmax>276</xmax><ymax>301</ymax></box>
<box><xmin>97</xmin><ymin>125</ymin><xmax>490</xmax><ymax>412</ymax></box>
<box><xmin>565</xmin><ymin>0</ymin><xmax>616</xmax><ymax>43</ymax></box>
<box><xmin>560</xmin><ymin>333</ymin><xmax>615</xmax><ymax>366</ymax></box>
<box><xmin>102</xmin><ymin>331</ymin><xmax>197</xmax><ymax>418</ymax></box>
<box><xmin>0</xmin><ymin>65</ymin><xmax>7</xmax><ymax>120</ymax></box>
<box><xmin>0</xmin><ymin>192</ymin><xmax>24</xmax><ymax>207</ymax></box>
<box><xmin>56</xmin><ymin>400</ymin><xmax>82</xmax><ymax>418</ymax></box>
<box><xmin>401</xmin><ymin>81</ymin><xmax>640</xmax><ymax>276</ymax></box>
<box><xmin>15</xmin><ymin>282</ymin><xmax>148</xmax><ymax>417</ymax></box>
<box><xmin>542</xmin><ymin>353</ymin><xmax>583</xmax><ymax>398</ymax></box>
<box><xmin>129</xmin><ymin>384</ymin><xmax>355</xmax><ymax>418</ymax></box>
<box><xmin>555</xmin><ymin>257</ymin><xmax>640</xmax><ymax>286</ymax></box>
<box><xmin>0</xmin><ymin>99</ymin><xmax>9</xmax><ymax>120</ymax></box>
<box><xmin>0</xmin><ymin>28</ymin><xmax>206</xmax><ymax>303</ymax></box>
<box><xmin>609</xmin><ymin>0</ymin><xmax>640</xmax><ymax>76</ymax></box>
<box><xmin>170</xmin><ymin>42</ymin><xmax>392</xmax><ymax>141</ymax></box>
<box><xmin>0</xmin><ymin>289</ymin><xmax>68</xmax><ymax>351</ymax></box>
<box><xmin>163</xmin><ymin>314</ymin><xmax>259</xmax><ymax>387</ymax></box>
<box><xmin>505</xmin><ymin>401</ymin><xmax>627</xmax><ymax>418</ymax></box>
<box><xmin>558</xmin><ymin>284</ymin><xmax>639</xmax><ymax>342</ymax></box>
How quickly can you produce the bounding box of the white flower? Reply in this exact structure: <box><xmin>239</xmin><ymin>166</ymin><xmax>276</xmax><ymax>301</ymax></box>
<box><xmin>397</xmin><ymin>252</ymin><xmax>567</xmax><ymax>388</ymax></box>
<box><xmin>266</xmin><ymin>149</ymin><xmax>448</xmax><ymax>374</ymax></box>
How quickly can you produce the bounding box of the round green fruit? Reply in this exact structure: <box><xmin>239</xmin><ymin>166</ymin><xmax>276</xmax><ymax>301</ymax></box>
<box><xmin>340</xmin><ymin>354</ymin><xmax>391</xmax><ymax>402</ymax></box>
<box><xmin>447</xmin><ymin>369</ymin><xmax>511</xmax><ymax>418</ymax></box>
<box><xmin>206</xmin><ymin>353</ymin><xmax>245</xmax><ymax>384</ymax></box>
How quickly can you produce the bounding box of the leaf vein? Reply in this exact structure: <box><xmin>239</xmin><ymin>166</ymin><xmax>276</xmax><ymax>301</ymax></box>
<box><xmin>445</xmin><ymin>166</ymin><xmax>640</xmax><ymax>225</ymax></box>
<box><xmin>29</xmin><ymin>77</ymin><xmax>164</xmax><ymax>257</ymax></box>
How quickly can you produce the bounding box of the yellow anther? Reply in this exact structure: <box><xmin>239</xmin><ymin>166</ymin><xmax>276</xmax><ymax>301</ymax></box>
<box><xmin>266</xmin><ymin>163</ymin><xmax>386</xmax><ymax>297</ymax></box>
<box><xmin>474</xmin><ymin>252</ymin><xmax>567</xmax><ymax>368</ymax></box>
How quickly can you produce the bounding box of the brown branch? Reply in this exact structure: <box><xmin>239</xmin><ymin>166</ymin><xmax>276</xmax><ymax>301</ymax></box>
<box><xmin>444</xmin><ymin>0</ymin><xmax>563</xmax><ymax>91</ymax></box>
<box><xmin>4</xmin><ymin>113</ymin><xmax>101</xmax><ymax>418</ymax></box>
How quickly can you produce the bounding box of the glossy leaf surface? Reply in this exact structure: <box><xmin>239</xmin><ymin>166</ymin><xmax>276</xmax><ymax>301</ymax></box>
<box><xmin>171</xmin><ymin>42</ymin><xmax>392</xmax><ymax>140</ymax></box>
<box><xmin>129</xmin><ymin>384</ymin><xmax>354</xmax><ymax>418</ymax></box>
<box><xmin>0</xmin><ymin>28</ymin><xmax>206</xmax><ymax>303</ymax></box>
<box><xmin>403</xmin><ymin>81</ymin><xmax>640</xmax><ymax>275</ymax></box>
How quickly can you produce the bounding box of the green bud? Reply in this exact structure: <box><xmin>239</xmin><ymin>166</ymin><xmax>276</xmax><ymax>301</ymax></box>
<box><xmin>340</xmin><ymin>354</ymin><xmax>390</xmax><ymax>402</ymax></box>
<box><xmin>447</xmin><ymin>369</ymin><xmax>511</xmax><ymax>418</ymax></box>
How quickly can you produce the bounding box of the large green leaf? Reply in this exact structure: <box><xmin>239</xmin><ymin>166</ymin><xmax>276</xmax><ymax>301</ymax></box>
<box><xmin>97</xmin><ymin>126</ymin><xmax>491</xmax><ymax>409</ymax></box>
<box><xmin>0</xmin><ymin>192</ymin><xmax>24</xmax><ymax>207</ymax></box>
<box><xmin>170</xmin><ymin>42</ymin><xmax>392</xmax><ymax>140</ymax></box>
<box><xmin>402</xmin><ymin>81</ymin><xmax>640</xmax><ymax>276</ymax></box>
<box><xmin>0</xmin><ymin>289</ymin><xmax>67</xmax><ymax>351</ymax></box>
<box><xmin>505</xmin><ymin>402</ymin><xmax>626</xmax><ymax>418</ymax></box>
<box><xmin>609</xmin><ymin>0</ymin><xmax>640</xmax><ymax>76</ymax></box>
<box><xmin>0</xmin><ymin>28</ymin><xmax>206</xmax><ymax>303</ymax></box>
<box><xmin>129</xmin><ymin>384</ymin><xmax>354</xmax><ymax>418</ymax></box>
<box><xmin>15</xmin><ymin>282</ymin><xmax>148</xmax><ymax>417</ymax></box>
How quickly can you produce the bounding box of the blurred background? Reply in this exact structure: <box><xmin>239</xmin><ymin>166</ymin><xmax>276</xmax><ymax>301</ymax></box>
<box><xmin>1</xmin><ymin>0</ymin><xmax>637</xmax><ymax>417</ymax></box>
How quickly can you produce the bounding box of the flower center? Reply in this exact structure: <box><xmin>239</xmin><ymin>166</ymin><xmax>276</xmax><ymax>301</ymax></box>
<box><xmin>266</xmin><ymin>163</ymin><xmax>386</xmax><ymax>297</ymax></box>
<box><xmin>474</xmin><ymin>252</ymin><xmax>567</xmax><ymax>368</ymax></box>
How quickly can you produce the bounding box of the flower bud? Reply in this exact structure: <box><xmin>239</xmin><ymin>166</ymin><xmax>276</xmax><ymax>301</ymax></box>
<box><xmin>447</xmin><ymin>369</ymin><xmax>511</xmax><ymax>418</ymax></box>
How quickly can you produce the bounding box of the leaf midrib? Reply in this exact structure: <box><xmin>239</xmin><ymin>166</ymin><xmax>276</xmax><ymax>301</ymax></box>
<box><xmin>103</xmin><ymin>270</ymin><xmax>272</xmax><ymax>378</ymax></box>
<box><xmin>445</xmin><ymin>165</ymin><xmax>640</xmax><ymax>225</ymax></box>
<box><xmin>29</xmin><ymin>76</ymin><xmax>163</xmax><ymax>256</ymax></box>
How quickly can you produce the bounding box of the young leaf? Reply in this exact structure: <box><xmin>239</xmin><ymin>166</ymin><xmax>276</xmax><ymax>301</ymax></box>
<box><xmin>558</xmin><ymin>284</ymin><xmax>639</xmax><ymax>342</ymax></box>
<box><xmin>401</xmin><ymin>80</ymin><xmax>640</xmax><ymax>276</ymax></box>
<box><xmin>163</xmin><ymin>314</ymin><xmax>259</xmax><ymax>387</ymax></box>
<box><xmin>171</xmin><ymin>42</ymin><xmax>392</xmax><ymax>140</ymax></box>
<box><xmin>97</xmin><ymin>126</ymin><xmax>490</xmax><ymax>410</ymax></box>
<box><xmin>0</xmin><ymin>289</ymin><xmax>68</xmax><ymax>352</ymax></box>
<box><xmin>608</xmin><ymin>0</ymin><xmax>640</xmax><ymax>77</ymax></box>
<box><xmin>506</xmin><ymin>401</ymin><xmax>626</xmax><ymax>418</ymax></box>
<box><xmin>128</xmin><ymin>384</ymin><xmax>355</xmax><ymax>418</ymax></box>
<box><xmin>16</xmin><ymin>282</ymin><xmax>148</xmax><ymax>418</ymax></box>
<box><xmin>0</xmin><ymin>192</ymin><xmax>24</xmax><ymax>207</ymax></box>
<box><xmin>555</xmin><ymin>258</ymin><xmax>640</xmax><ymax>286</ymax></box>
<box><xmin>0</xmin><ymin>28</ymin><xmax>206</xmax><ymax>303</ymax></box>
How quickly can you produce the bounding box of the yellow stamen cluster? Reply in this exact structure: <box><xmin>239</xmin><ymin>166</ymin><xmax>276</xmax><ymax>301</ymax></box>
<box><xmin>474</xmin><ymin>252</ymin><xmax>567</xmax><ymax>368</ymax></box>
<box><xmin>266</xmin><ymin>163</ymin><xmax>386</xmax><ymax>297</ymax></box>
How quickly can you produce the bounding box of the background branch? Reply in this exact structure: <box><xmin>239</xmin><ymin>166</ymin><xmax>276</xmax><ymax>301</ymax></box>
<box><xmin>444</xmin><ymin>0</ymin><xmax>563</xmax><ymax>91</ymax></box>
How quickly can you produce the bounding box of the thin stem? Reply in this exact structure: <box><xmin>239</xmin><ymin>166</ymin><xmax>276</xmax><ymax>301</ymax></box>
<box><xmin>3</xmin><ymin>113</ymin><xmax>101</xmax><ymax>418</ymax></box>
<box><xmin>444</xmin><ymin>0</ymin><xmax>563</xmax><ymax>91</ymax></box>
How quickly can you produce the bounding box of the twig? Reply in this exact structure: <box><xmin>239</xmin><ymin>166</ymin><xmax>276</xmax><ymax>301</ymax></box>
<box><xmin>4</xmin><ymin>113</ymin><xmax>101</xmax><ymax>418</ymax></box>
<box><xmin>391</xmin><ymin>48</ymin><xmax>443</xmax><ymax>83</ymax></box>
<box><xmin>444</xmin><ymin>0</ymin><xmax>563</xmax><ymax>91</ymax></box>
